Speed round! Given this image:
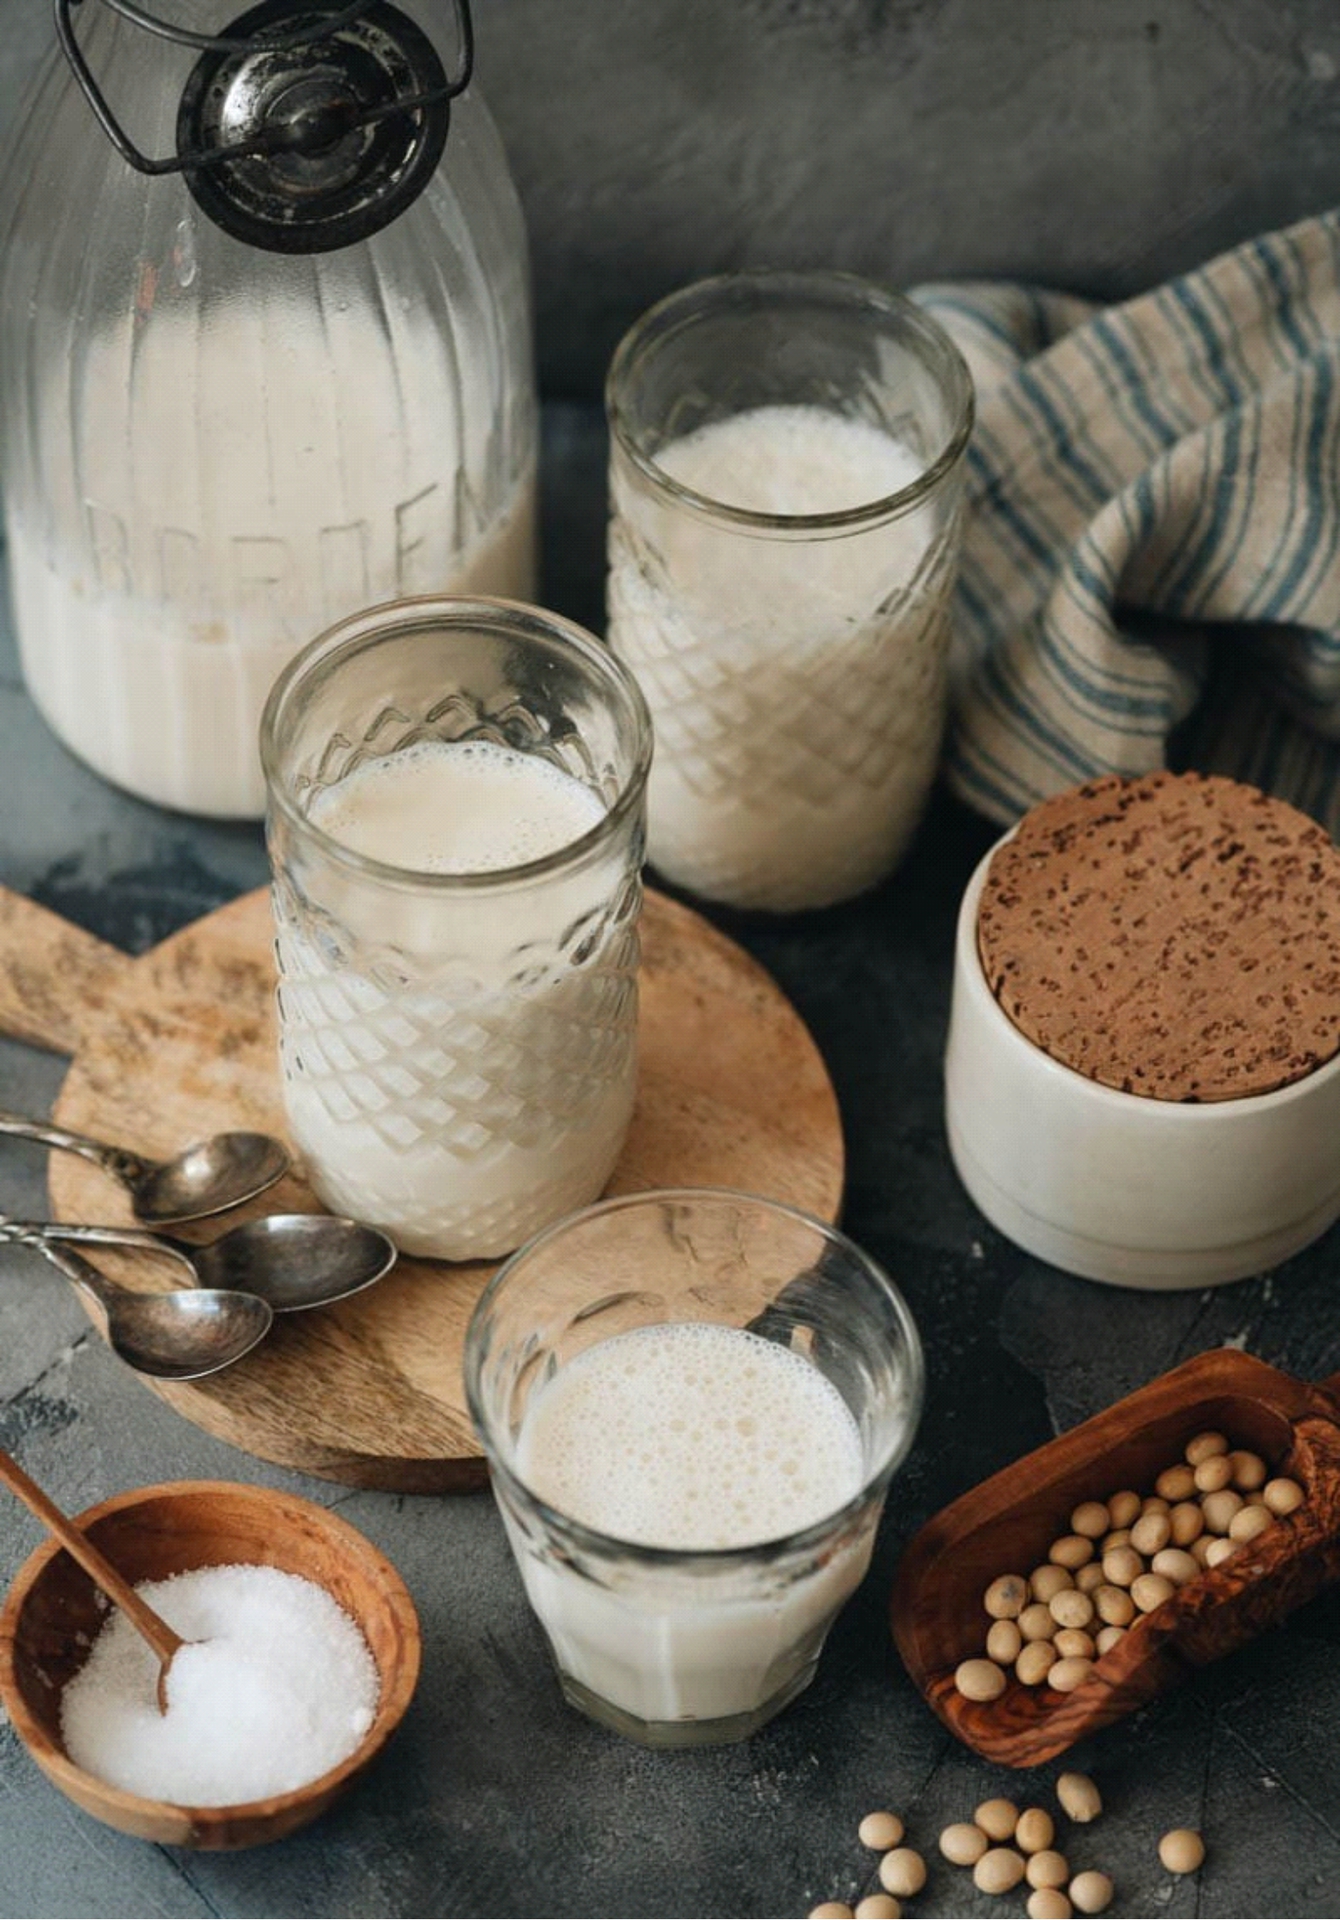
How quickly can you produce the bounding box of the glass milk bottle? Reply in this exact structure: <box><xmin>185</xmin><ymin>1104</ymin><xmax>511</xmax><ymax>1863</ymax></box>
<box><xmin>0</xmin><ymin>0</ymin><xmax>536</xmax><ymax>818</ymax></box>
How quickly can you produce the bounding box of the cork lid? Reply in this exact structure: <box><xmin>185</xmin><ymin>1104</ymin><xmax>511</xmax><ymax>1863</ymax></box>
<box><xmin>976</xmin><ymin>771</ymin><xmax>1340</xmax><ymax>1102</ymax></box>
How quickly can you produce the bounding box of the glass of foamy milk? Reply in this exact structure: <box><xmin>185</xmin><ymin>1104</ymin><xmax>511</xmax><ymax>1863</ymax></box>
<box><xmin>605</xmin><ymin>269</ymin><xmax>974</xmax><ymax>912</ymax></box>
<box><xmin>261</xmin><ymin>598</ymin><xmax>652</xmax><ymax>1262</ymax></box>
<box><xmin>464</xmin><ymin>1187</ymin><xmax>924</xmax><ymax>1746</ymax></box>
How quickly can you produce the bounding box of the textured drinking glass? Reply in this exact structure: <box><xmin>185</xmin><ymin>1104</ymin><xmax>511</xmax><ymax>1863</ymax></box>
<box><xmin>606</xmin><ymin>269</ymin><xmax>974</xmax><ymax>911</ymax></box>
<box><xmin>262</xmin><ymin>597</ymin><xmax>651</xmax><ymax>1262</ymax></box>
<box><xmin>465</xmin><ymin>1187</ymin><xmax>924</xmax><ymax>1747</ymax></box>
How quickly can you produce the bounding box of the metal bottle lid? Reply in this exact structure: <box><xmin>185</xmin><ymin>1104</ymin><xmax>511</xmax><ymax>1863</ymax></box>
<box><xmin>56</xmin><ymin>0</ymin><xmax>472</xmax><ymax>253</ymax></box>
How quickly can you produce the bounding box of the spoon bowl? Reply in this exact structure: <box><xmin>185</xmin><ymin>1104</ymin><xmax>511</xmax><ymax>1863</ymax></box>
<box><xmin>0</xmin><ymin>1479</ymin><xmax>421</xmax><ymax>1848</ymax></box>
<box><xmin>890</xmin><ymin>1349</ymin><xmax>1340</xmax><ymax>1766</ymax></box>
<box><xmin>0</xmin><ymin>1108</ymin><xmax>289</xmax><ymax>1225</ymax></box>
<box><xmin>126</xmin><ymin>1132</ymin><xmax>291</xmax><ymax>1226</ymax></box>
<box><xmin>23</xmin><ymin>1239</ymin><xmax>274</xmax><ymax>1379</ymax></box>
<box><xmin>22</xmin><ymin>1213</ymin><xmax>397</xmax><ymax>1313</ymax></box>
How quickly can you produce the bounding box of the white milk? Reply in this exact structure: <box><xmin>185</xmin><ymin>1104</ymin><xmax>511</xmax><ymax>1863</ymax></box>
<box><xmin>275</xmin><ymin>740</ymin><xmax>639</xmax><ymax>1261</ymax></box>
<box><xmin>508</xmin><ymin>1321</ymin><xmax>873</xmax><ymax>1728</ymax></box>
<box><xmin>607</xmin><ymin>403</ymin><xmax>958</xmax><ymax>910</ymax></box>
<box><xmin>6</xmin><ymin>302</ymin><xmax>536</xmax><ymax>819</ymax></box>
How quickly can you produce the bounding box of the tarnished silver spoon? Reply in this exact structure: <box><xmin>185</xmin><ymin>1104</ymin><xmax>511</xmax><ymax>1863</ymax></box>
<box><xmin>3</xmin><ymin>1212</ymin><xmax>397</xmax><ymax>1313</ymax></box>
<box><xmin>13</xmin><ymin>1234</ymin><xmax>273</xmax><ymax>1380</ymax></box>
<box><xmin>0</xmin><ymin>1108</ymin><xmax>289</xmax><ymax>1225</ymax></box>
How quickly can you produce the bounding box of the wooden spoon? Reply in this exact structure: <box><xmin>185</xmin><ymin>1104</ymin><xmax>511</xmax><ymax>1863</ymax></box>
<box><xmin>0</xmin><ymin>1449</ymin><xmax>186</xmax><ymax>1712</ymax></box>
<box><xmin>889</xmin><ymin>1349</ymin><xmax>1340</xmax><ymax>1767</ymax></box>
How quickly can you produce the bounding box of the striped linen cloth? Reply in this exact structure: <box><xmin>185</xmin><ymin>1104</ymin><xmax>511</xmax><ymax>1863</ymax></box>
<box><xmin>915</xmin><ymin>209</ymin><xmax>1340</xmax><ymax>834</ymax></box>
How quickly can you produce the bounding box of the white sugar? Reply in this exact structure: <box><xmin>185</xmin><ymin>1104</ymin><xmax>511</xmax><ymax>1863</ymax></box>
<box><xmin>60</xmin><ymin>1563</ymin><xmax>379</xmax><ymax>1805</ymax></box>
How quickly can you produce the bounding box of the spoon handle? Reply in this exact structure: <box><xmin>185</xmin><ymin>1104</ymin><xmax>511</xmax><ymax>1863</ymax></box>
<box><xmin>0</xmin><ymin>1109</ymin><xmax>149</xmax><ymax>1186</ymax></box>
<box><xmin>0</xmin><ymin>1446</ymin><xmax>185</xmax><ymax>1668</ymax></box>
<box><xmin>1</xmin><ymin>1216</ymin><xmax>197</xmax><ymax>1281</ymax></box>
<box><xmin>3</xmin><ymin>1228</ymin><xmax>129</xmax><ymax>1321</ymax></box>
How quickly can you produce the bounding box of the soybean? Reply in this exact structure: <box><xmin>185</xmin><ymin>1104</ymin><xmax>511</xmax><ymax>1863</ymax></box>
<box><xmin>1228</xmin><ymin>1503</ymin><xmax>1274</xmax><ymax>1545</ymax></box>
<box><xmin>1155</xmin><ymin>1464</ymin><xmax>1196</xmax><ymax>1502</ymax></box>
<box><xmin>1150</xmin><ymin>1547</ymin><xmax>1199</xmax><ymax>1586</ymax></box>
<box><xmin>1071</xmin><ymin>1500</ymin><xmax>1109</xmax><ymax>1538</ymax></box>
<box><xmin>1107</xmin><ymin>1490</ymin><xmax>1141</xmax><ymax>1527</ymax></box>
<box><xmin>984</xmin><ymin>1573</ymin><xmax>1029</xmax><ymax>1618</ymax></box>
<box><xmin>1069</xmin><ymin>1870</ymin><xmax>1114</xmax><ymax>1915</ymax></box>
<box><xmin>1193</xmin><ymin>1454</ymin><xmax>1233</xmax><ymax>1494</ymax></box>
<box><xmin>1131</xmin><ymin>1571</ymin><xmax>1176</xmax><ymax>1613</ymax></box>
<box><xmin>1030</xmin><ymin>1564</ymin><xmax>1075</xmax><ymax>1605</ymax></box>
<box><xmin>938</xmin><ymin>1822</ymin><xmax>988</xmax><ymax>1866</ymax></box>
<box><xmin>1015</xmin><ymin>1807</ymin><xmax>1055</xmax><ymax>1854</ymax></box>
<box><xmin>1056</xmin><ymin>1772</ymin><xmax>1102</xmax><ymax>1823</ymax></box>
<box><xmin>954</xmin><ymin>1657</ymin><xmax>1005</xmax><ymax>1702</ymax></box>
<box><xmin>1020</xmin><ymin>1601</ymin><xmax>1060</xmax><ymax>1642</ymax></box>
<box><xmin>1158</xmin><ymin>1827</ymin><xmax>1206</xmax><ymax>1874</ymax></box>
<box><xmin>877</xmin><ymin>1850</ymin><xmax>926</xmax><ymax>1898</ymax></box>
<box><xmin>1049</xmin><ymin>1588</ymin><xmax>1095</xmax><ymax>1631</ymax></box>
<box><xmin>1016</xmin><ymin>1641</ymin><xmax>1057</xmax><ymax>1686</ymax></box>
<box><xmin>974</xmin><ymin>1798</ymin><xmax>1019</xmax><ymax>1842</ymax></box>
<box><xmin>973</xmin><ymin>1848</ymin><xmax>1026</xmax><ymax>1895</ymax></box>
<box><xmin>1053</xmin><ymin>1628</ymin><xmax>1096</xmax><ymax>1661</ymax></box>
<box><xmin>986</xmin><ymin>1617</ymin><xmax>1023</xmax><ymax>1664</ymax></box>
<box><xmin>857</xmin><ymin>1812</ymin><xmax>904</xmax><ymax>1851</ymax></box>
<box><xmin>1229</xmin><ymin>1449</ymin><xmax>1267</xmax><ymax>1490</ymax></box>
<box><xmin>1026</xmin><ymin>1850</ymin><xmax>1071</xmax><ymax>1890</ymax></box>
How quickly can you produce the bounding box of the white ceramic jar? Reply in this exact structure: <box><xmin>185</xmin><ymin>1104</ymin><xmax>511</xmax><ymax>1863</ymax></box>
<box><xmin>945</xmin><ymin>838</ymin><xmax>1340</xmax><ymax>1289</ymax></box>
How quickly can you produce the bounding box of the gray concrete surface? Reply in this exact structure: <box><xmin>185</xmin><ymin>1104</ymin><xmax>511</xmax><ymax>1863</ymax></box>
<box><xmin>3</xmin><ymin>7</ymin><xmax>1340</xmax><ymax>1916</ymax></box>
<box><xmin>5</xmin><ymin>1</ymin><xmax>1340</xmax><ymax>391</ymax></box>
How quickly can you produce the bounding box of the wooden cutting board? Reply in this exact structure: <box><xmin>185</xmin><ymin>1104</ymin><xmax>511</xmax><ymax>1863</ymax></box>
<box><xmin>0</xmin><ymin>884</ymin><xmax>843</xmax><ymax>1492</ymax></box>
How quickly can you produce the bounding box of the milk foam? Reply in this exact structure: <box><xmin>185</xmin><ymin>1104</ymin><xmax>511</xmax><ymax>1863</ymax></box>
<box><xmin>310</xmin><ymin>738</ymin><xmax>607</xmax><ymax>875</ymax></box>
<box><xmin>657</xmin><ymin>404</ymin><xmax>925</xmax><ymax>516</ymax></box>
<box><xmin>517</xmin><ymin>1321</ymin><xmax>864</xmax><ymax>1550</ymax></box>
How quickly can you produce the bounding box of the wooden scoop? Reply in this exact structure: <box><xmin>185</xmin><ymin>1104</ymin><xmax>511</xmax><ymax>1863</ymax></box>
<box><xmin>0</xmin><ymin>1448</ymin><xmax>186</xmax><ymax>1713</ymax></box>
<box><xmin>889</xmin><ymin>1349</ymin><xmax>1340</xmax><ymax>1768</ymax></box>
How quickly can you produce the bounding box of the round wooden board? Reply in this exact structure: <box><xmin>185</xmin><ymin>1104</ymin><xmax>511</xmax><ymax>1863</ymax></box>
<box><xmin>38</xmin><ymin>887</ymin><xmax>843</xmax><ymax>1492</ymax></box>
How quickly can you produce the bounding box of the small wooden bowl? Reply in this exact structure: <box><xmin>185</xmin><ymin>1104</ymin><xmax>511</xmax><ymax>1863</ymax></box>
<box><xmin>0</xmin><ymin>1479</ymin><xmax>420</xmax><ymax>1848</ymax></box>
<box><xmin>890</xmin><ymin>1351</ymin><xmax>1340</xmax><ymax>1766</ymax></box>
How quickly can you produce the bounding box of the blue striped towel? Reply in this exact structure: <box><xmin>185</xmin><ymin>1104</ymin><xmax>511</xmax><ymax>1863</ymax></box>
<box><xmin>915</xmin><ymin>210</ymin><xmax>1340</xmax><ymax>835</ymax></box>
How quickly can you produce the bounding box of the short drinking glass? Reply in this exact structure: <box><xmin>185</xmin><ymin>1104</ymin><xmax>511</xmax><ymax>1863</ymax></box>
<box><xmin>606</xmin><ymin>268</ymin><xmax>973</xmax><ymax>912</ymax></box>
<box><xmin>261</xmin><ymin>596</ymin><xmax>652</xmax><ymax>1262</ymax></box>
<box><xmin>465</xmin><ymin>1187</ymin><xmax>924</xmax><ymax>1746</ymax></box>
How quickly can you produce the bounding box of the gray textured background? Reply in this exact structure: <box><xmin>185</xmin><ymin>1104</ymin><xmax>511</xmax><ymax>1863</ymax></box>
<box><xmin>5</xmin><ymin>0</ymin><xmax>1340</xmax><ymax>392</ymax></box>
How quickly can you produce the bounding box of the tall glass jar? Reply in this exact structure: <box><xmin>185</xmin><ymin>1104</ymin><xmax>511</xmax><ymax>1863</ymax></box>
<box><xmin>0</xmin><ymin>0</ymin><xmax>537</xmax><ymax>818</ymax></box>
<box><xmin>262</xmin><ymin>595</ymin><xmax>651</xmax><ymax>1262</ymax></box>
<box><xmin>606</xmin><ymin>269</ymin><xmax>973</xmax><ymax>912</ymax></box>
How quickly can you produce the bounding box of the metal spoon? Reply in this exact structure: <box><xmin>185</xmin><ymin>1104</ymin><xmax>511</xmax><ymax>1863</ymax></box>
<box><xmin>7</xmin><ymin>1212</ymin><xmax>397</xmax><ymax>1312</ymax></box>
<box><xmin>0</xmin><ymin>1107</ymin><xmax>289</xmax><ymax>1225</ymax></box>
<box><xmin>0</xmin><ymin>1444</ymin><xmax>187</xmax><ymax>1712</ymax></box>
<box><xmin>11</xmin><ymin>1233</ymin><xmax>273</xmax><ymax>1380</ymax></box>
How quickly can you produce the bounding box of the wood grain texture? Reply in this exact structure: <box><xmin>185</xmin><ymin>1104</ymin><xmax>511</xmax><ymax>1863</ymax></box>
<box><xmin>0</xmin><ymin>1479</ymin><xmax>421</xmax><ymax>1848</ymax></box>
<box><xmin>0</xmin><ymin>887</ymin><xmax>843</xmax><ymax>1491</ymax></box>
<box><xmin>0</xmin><ymin>887</ymin><xmax>132</xmax><ymax>1057</ymax></box>
<box><xmin>890</xmin><ymin>1350</ymin><xmax>1340</xmax><ymax>1767</ymax></box>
